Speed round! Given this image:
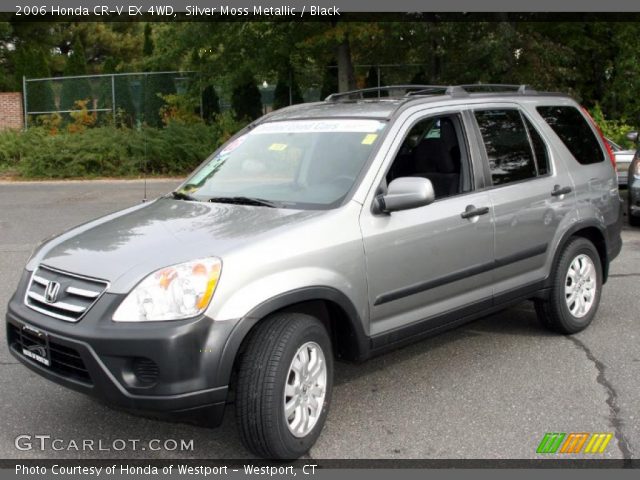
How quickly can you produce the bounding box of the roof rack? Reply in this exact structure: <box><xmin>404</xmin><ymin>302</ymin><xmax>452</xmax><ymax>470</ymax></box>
<box><xmin>324</xmin><ymin>85</ymin><xmax>447</xmax><ymax>101</ymax></box>
<box><xmin>456</xmin><ymin>84</ymin><xmax>537</xmax><ymax>94</ymax></box>
<box><xmin>325</xmin><ymin>84</ymin><xmax>538</xmax><ymax>102</ymax></box>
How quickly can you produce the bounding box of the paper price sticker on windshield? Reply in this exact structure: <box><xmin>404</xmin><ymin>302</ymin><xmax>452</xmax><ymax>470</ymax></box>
<box><xmin>269</xmin><ymin>143</ymin><xmax>288</xmax><ymax>151</ymax></box>
<box><xmin>220</xmin><ymin>135</ymin><xmax>247</xmax><ymax>155</ymax></box>
<box><xmin>255</xmin><ymin>119</ymin><xmax>385</xmax><ymax>134</ymax></box>
<box><xmin>361</xmin><ymin>134</ymin><xmax>378</xmax><ymax>145</ymax></box>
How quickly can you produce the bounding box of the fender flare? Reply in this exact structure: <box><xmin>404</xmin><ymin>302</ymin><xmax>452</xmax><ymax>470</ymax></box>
<box><xmin>213</xmin><ymin>286</ymin><xmax>369</xmax><ymax>387</ymax></box>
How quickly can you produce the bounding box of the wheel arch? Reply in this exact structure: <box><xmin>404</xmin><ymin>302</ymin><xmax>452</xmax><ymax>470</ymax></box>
<box><xmin>552</xmin><ymin>221</ymin><xmax>609</xmax><ymax>284</ymax></box>
<box><xmin>214</xmin><ymin>287</ymin><xmax>369</xmax><ymax>388</ymax></box>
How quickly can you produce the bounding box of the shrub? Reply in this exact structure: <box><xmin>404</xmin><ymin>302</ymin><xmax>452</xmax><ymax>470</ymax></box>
<box><xmin>159</xmin><ymin>94</ymin><xmax>202</xmax><ymax>125</ymax></box>
<box><xmin>590</xmin><ymin>103</ymin><xmax>637</xmax><ymax>149</ymax></box>
<box><xmin>0</xmin><ymin>114</ymin><xmax>245</xmax><ymax>179</ymax></box>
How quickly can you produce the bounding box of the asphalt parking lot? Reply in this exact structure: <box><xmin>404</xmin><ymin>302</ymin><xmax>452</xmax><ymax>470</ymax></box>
<box><xmin>0</xmin><ymin>179</ymin><xmax>638</xmax><ymax>460</ymax></box>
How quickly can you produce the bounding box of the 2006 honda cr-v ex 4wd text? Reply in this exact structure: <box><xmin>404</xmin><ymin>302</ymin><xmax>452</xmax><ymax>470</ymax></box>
<box><xmin>6</xmin><ymin>85</ymin><xmax>623</xmax><ymax>458</ymax></box>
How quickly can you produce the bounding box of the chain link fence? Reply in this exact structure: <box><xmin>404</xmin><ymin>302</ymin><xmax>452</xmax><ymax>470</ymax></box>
<box><xmin>22</xmin><ymin>64</ymin><xmax>429</xmax><ymax>129</ymax></box>
<box><xmin>22</xmin><ymin>71</ymin><xmax>195</xmax><ymax>129</ymax></box>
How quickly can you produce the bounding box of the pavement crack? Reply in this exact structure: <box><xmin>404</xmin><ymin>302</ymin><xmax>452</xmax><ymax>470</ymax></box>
<box><xmin>568</xmin><ymin>336</ymin><xmax>633</xmax><ymax>461</ymax></box>
<box><xmin>608</xmin><ymin>273</ymin><xmax>640</xmax><ymax>278</ymax></box>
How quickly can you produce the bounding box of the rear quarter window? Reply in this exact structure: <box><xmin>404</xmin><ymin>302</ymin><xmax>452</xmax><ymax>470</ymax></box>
<box><xmin>536</xmin><ymin>106</ymin><xmax>605</xmax><ymax>165</ymax></box>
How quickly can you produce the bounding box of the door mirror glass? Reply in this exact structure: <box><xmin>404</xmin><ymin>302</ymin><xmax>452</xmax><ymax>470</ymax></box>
<box><xmin>626</xmin><ymin>131</ymin><xmax>638</xmax><ymax>143</ymax></box>
<box><xmin>377</xmin><ymin>177</ymin><xmax>435</xmax><ymax>213</ymax></box>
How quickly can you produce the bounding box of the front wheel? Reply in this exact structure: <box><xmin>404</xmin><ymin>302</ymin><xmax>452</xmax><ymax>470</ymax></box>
<box><xmin>534</xmin><ymin>237</ymin><xmax>602</xmax><ymax>334</ymax></box>
<box><xmin>235</xmin><ymin>312</ymin><xmax>333</xmax><ymax>459</ymax></box>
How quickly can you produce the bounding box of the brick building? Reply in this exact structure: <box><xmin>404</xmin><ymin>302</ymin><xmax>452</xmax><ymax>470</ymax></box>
<box><xmin>0</xmin><ymin>92</ymin><xmax>24</xmax><ymax>131</ymax></box>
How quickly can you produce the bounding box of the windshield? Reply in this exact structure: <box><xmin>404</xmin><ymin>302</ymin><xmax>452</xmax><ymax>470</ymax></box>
<box><xmin>176</xmin><ymin>118</ymin><xmax>386</xmax><ymax>209</ymax></box>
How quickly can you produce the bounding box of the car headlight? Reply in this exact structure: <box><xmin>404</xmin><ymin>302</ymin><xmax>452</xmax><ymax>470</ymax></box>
<box><xmin>113</xmin><ymin>257</ymin><xmax>222</xmax><ymax>322</ymax></box>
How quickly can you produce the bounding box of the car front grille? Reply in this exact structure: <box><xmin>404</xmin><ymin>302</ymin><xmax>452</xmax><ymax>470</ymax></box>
<box><xmin>8</xmin><ymin>323</ymin><xmax>92</xmax><ymax>384</ymax></box>
<box><xmin>24</xmin><ymin>265</ymin><xmax>108</xmax><ymax>322</ymax></box>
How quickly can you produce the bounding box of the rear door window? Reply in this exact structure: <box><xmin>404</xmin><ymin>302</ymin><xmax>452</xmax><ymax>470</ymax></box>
<box><xmin>536</xmin><ymin>106</ymin><xmax>605</xmax><ymax>165</ymax></box>
<box><xmin>474</xmin><ymin>109</ymin><xmax>537</xmax><ymax>186</ymax></box>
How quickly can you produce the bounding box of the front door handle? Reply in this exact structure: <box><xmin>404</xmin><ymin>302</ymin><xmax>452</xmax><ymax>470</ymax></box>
<box><xmin>461</xmin><ymin>205</ymin><xmax>490</xmax><ymax>219</ymax></box>
<box><xmin>551</xmin><ymin>185</ymin><xmax>572</xmax><ymax>197</ymax></box>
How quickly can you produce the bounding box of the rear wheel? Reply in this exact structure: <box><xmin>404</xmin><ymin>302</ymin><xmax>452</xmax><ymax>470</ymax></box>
<box><xmin>235</xmin><ymin>312</ymin><xmax>333</xmax><ymax>459</ymax></box>
<box><xmin>535</xmin><ymin>237</ymin><xmax>602</xmax><ymax>334</ymax></box>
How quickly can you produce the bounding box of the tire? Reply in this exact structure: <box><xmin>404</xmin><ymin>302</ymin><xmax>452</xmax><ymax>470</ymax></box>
<box><xmin>235</xmin><ymin>312</ymin><xmax>333</xmax><ymax>459</ymax></box>
<box><xmin>534</xmin><ymin>237</ymin><xmax>603</xmax><ymax>334</ymax></box>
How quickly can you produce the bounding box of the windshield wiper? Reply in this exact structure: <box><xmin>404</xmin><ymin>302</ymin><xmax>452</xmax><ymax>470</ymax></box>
<box><xmin>207</xmin><ymin>196</ymin><xmax>278</xmax><ymax>208</ymax></box>
<box><xmin>170</xmin><ymin>190</ymin><xmax>198</xmax><ymax>201</ymax></box>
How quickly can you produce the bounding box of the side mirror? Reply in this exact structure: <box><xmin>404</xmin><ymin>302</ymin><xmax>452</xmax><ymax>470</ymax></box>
<box><xmin>626</xmin><ymin>131</ymin><xmax>638</xmax><ymax>143</ymax></box>
<box><xmin>376</xmin><ymin>177</ymin><xmax>435</xmax><ymax>213</ymax></box>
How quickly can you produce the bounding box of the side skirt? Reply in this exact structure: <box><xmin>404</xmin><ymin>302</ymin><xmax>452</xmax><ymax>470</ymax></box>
<box><xmin>368</xmin><ymin>280</ymin><xmax>548</xmax><ymax>357</ymax></box>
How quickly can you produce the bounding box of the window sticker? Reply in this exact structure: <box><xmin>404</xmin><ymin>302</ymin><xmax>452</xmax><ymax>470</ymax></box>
<box><xmin>361</xmin><ymin>133</ymin><xmax>378</xmax><ymax>145</ymax></box>
<box><xmin>254</xmin><ymin>119</ymin><xmax>385</xmax><ymax>134</ymax></box>
<box><xmin>220</xmin><ymin>135</ymin><xmax>247</xmax><ymax>155</ymax></box>
<box><xmin>269</xmin><ymin>143</ymin><xmax>288</xmax><ymax>151</ymax></box>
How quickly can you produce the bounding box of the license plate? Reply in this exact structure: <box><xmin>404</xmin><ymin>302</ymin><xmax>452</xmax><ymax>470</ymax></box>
<box><xmin>21</xmin><ymin>325</ymin><xmax>50</xmax><ymax>367</ymax></box>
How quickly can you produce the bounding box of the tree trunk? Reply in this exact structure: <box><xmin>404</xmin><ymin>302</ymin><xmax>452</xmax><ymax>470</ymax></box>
<box><xmin>336</xmin><ymin>34</ymin><xmax>356</xmax><ymax>92</ymax></box>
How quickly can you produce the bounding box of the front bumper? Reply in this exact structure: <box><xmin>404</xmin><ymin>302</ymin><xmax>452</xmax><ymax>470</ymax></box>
<box><xmin>6</xmin><ymin>270</ymin><xmax>237</xmax><ymax>426</ymax></box>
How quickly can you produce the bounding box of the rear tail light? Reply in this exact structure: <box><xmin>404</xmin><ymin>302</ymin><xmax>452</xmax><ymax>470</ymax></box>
<box><xmin>581</xmin><ymin>106</ymin><xmax>616</xmax><ymax>169</ymax></box>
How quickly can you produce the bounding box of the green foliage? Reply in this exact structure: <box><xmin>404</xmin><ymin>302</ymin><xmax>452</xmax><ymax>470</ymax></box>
<box><xmin>231</xmin><ymin>69</ymin><xmax>262</xmax><ymax>121</ymax></box>
<box><xmin>143</xmin><ymin>23</ymin><xmax>154</xmax><ymax>57</ymax></box>
<box><xmin>96</xmin><ymin>57</ymin><xmax>117</xmax><ymax>114</ymax></box>
<box><xmin>159</xmin><ymin>93</ymin><xmax>201</xmax><ymax>125</ymax></box>
<box><xmin>590</xmin><ymin>103</ymin><xmax>637</xmax><ymax>149</ymax></box>
<box><xmin>5</xmin><ymin>19</ymin><xmax>640</xmax><ymax>127</ymax></box>
<box><xmin>60</xmin><ymin>38</ymin><xmax>92</xmax><ymax>110</ymax></box>
<box><xmin>0</xmin><ymin>117</ymin><xmax>245</xmax><ymax>179</ymax></box>
<box><xmin>201</xmin><ymin>85</ymin><xmax>220</xmax><ymax>123</ymax></box>
<box><xmin>142</xmin><ymin>73</ymin><xmax>176</xmax><ymax>127</ymax></box>
<box><xmin>113</xmin><ymin>74</ymin><xmax>136</xmax><ymax>128</ymax></box>
<box><xmin>96</xmin><ymin>58</ymin><xmax>136</xmax><ymax>127</ymax></box>
<box><xmin>20</xmin><ymin>48</ymin><xmax>56</xmax><ymax>113</ymax></box>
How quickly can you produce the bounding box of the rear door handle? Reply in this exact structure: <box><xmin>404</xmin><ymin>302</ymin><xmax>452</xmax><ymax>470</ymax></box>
<box><xmin>461</xmin><ymin>205</ymin><xmax>490</xmax><ymax>219</ymax></box>
<box><xmin>551</xmin><ymin>185</ymin><xmax>572</xmax><ymax>196</ymax></box>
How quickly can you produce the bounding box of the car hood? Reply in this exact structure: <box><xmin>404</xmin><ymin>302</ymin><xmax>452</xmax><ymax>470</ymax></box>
<box><xmin>33</xmin><ymin>198</ymin><xmax>323</xmax><ymax>292</ymax></box>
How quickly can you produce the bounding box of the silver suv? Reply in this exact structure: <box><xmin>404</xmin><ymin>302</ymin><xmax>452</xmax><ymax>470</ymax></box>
<box><xmin>6</xmin><ymin>85</ymin><xmax>623</xmax><ymax>458</ymax></box>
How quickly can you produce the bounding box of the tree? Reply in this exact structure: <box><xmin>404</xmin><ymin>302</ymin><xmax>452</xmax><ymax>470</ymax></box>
<box><xmin>231</xmin><ymin>69</ymin><xmax>262</xmax><ymax>121</ymax></box>
<box><xmin>143</xmin><ymin>73</ymin><xmax>176</xmax><ymax>127</ymax></box>
<box><xmin>272</xmin><ymin>66</ymin><xmax>303</xmax><ymax>110</ymax></box>
<box><xmin>96</xmin><ymin>57</ymin><xmax>136</xmax><ymax>127</ymax></box>
<box><xmin>139</xmin><ymin>24</ymin><xmax>176</xmax><ymax>127</ymax></box>
<box><xmin>363</xmin><ymin>66</ymin><xmax>389</xmax><ymax>97</ymax></box>
<box><xmin>60</xmin><ymin>38</ymin><xmax>92</xmax><ymax>110</ymax></box>
<box><xmin>201</xmin><ymin>85</ymin><xmax>220</xmax><ymax>123</ymax></box>
<box><xmin>0</xmin><ymin>21</ymin><xmax>13</xmax><ymax>91</ymax></box>
<box><xmin>320</xmin><ymin>61</ymin><xmax>339</xmax><ymax>100</ymax></box>
<box><xmin>411</xmin><ymin>69</ymin><xmax>429</xmax><ymax>85</ymax></box>
<box><xmin>18</xmin><ymin>47</ymin><xmax>56</xmax><ymax>113</ymax></box>
<box><xmin>143</xmin><ymin>23</ymin><xmax>154</xmax><ymax>57</ymax></box>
